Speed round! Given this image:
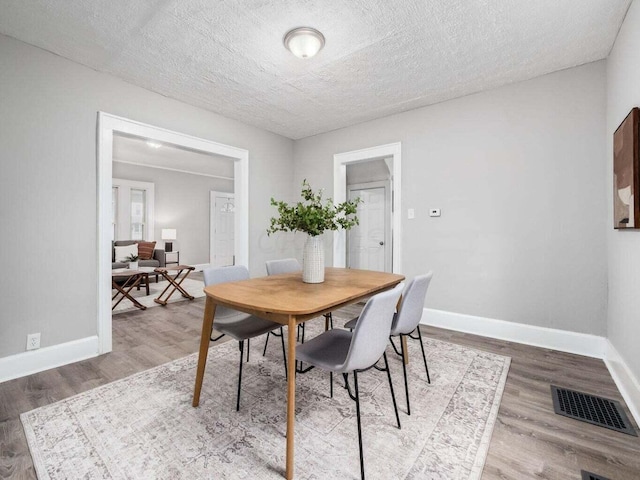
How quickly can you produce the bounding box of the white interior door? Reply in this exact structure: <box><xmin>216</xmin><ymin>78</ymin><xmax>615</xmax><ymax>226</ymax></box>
<box><xmin>348</xmin><ymin>183</ymin><xmax>391</xmax><ymax>272</ymax></box>
<box><xmin>210</xmin><ymin>191</ymin><xmax>235</xmax><ymax>267</ymax></box>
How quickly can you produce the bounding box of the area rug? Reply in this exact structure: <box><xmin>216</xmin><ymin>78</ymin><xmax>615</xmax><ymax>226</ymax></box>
<box><xmin>22</xmin><ymin>324</ymin><xmax>510</xmax><ymax>479</ymax></box>
<box><xmin>112</xmin><ymin>277</ymin><xmax>205</xmax><ymax>314</ymax></box>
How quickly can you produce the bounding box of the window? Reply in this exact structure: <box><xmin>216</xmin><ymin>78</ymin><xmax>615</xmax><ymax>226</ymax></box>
<box><xmin>130</xmin><ymin>188</ymin><xmax>146</xmax><ymax>240</ymax></box>
<box><xmin>111</xmin><ymin>187</ymin><xmax>118</xmax><ymax>241</ymax></box>
<box><xmin>112</xmin><ymin>179</ymin><xmax>154</xmax><ymax>241</ymax></box>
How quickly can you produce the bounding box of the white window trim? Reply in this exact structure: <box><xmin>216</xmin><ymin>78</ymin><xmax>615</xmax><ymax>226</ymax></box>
<box><xmin>97</xmin><ymin>112</ymin><xmax>249</xmax><ymax>354</ymax></box>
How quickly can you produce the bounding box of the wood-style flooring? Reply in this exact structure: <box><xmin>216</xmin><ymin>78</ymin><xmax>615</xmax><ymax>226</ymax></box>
<box><xmin>1</xmin><ymin>288</ymin><xmax>639</xmax><ymax>479</ymax></box>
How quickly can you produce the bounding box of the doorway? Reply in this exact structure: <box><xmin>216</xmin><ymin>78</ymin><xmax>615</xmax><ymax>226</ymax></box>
<box><xmin>347</xmin><ymin>182</ymin><xmax>391</xmax><ymax>272</ymax></box>
<box><xmin>210</xmin><ymin>191</ymin><xmax>235</xmax><ymax>267</ymax></box>
<box><xmin>97</xmin><ymin>112</ymin><xmax>249</xmax><ymax>354</ymax></box>
<box><xmin>333</xmin><ymin>142</ymin><xmax>402</xmax><ymax>273</ymax></box>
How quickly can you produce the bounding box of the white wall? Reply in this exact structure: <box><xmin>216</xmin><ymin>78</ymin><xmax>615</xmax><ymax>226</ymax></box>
<box><xmin>606</xmin><ymin>0</ymin><xmax>640</xmax><ymax>384</ymax></box>
<box><xmin>112</xmin><ymin>162</ymin><xmax>233</xmax><ymax>265</ymax></box>
<box><xmin>294</xmin><ymin>61</ymin><xmax>608</xmax><ymax>335</ymax></box>
<box><xmin>0</xmin><ymin>35</ymin><xmax>294</xmax><ymax>358</ymax></box>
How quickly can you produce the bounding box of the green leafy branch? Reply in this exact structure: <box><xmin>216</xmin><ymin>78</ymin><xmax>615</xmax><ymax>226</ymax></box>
<box><xmin>267</xmin><ymin>180</ymin><xmax>362</xmax><ymax>237</ymax></box>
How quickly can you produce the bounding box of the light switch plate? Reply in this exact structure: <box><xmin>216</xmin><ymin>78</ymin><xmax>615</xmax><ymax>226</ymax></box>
<box><xmin>429</xmin><ymin>208</ymin><xmax>441</xmax><ymax>217</ymax></box>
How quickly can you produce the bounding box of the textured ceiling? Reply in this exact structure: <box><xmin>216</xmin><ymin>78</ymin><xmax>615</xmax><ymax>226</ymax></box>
<box><xmin>113</xmin><ymin>133</ymin><xmax>234</xmax><ymax>178</ymax></box>
<box><xmin>0</xmin><ymin>0</ymin><xmax>631</xmax><ymax>139</ymax></box>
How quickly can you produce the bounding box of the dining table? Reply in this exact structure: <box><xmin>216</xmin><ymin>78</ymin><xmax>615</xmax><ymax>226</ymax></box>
<box><xmin>192</xmin><ymin>266</ymin><xmax>405</xmax><ymax>479</ymax></box>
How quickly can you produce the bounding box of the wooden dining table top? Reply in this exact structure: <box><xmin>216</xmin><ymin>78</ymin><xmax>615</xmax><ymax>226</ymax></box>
<box><xmin>203</xmin><ymin>267</ymin><xmax>405</xmax><ymax>319</ymax></box>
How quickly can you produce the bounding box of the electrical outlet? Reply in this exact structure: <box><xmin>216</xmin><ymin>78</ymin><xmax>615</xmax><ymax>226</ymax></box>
<box><xmin>26</xmin><ymin>333</ymin><xmax>41</xmax><ymax>351</ymax></box>
<box><xmin>408</xmin><ymin>208</ymin><xmax>415</xmax><ymax>219</ymax></box>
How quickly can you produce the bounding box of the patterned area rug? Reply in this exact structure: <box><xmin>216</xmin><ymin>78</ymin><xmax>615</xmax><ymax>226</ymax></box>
<box><xmin>22</xmin><ymin>321</ymin><xmax>510</xmax><ymax>479</ymax></box>
<box><xmin>112</xmin><ymin>277</ymin><xmax>205</xmax><ymax>314</ymax></box>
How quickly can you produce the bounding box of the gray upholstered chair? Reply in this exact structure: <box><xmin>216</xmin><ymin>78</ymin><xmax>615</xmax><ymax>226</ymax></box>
<box><xmin>296</xmin><ymin>283</ymin><xmax>404</xmax><ymax>480</ymax></box>
<box><xmin>345</xmin><ymin>272</ymin><xmax>433</xmax><ymax>416</ymax></box>
<box><xmin>203</xmin><ymin>265</ymin><xmax>287</xmax><ymax>411</ymax></box>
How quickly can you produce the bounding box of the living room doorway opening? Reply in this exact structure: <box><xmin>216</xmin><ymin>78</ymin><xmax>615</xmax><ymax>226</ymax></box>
<box><xmin>97</xmin><ymin>112</ymin><xmax>249</xmax><ymax>355</ymax></box>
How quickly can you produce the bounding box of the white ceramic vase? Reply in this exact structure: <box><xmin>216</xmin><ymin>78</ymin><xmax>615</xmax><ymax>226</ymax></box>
<box><xmin>129</xmin><ymin>261</ymin><xmax>139</xmax><ymax>270</ymax></box>
<box><xmin>303</xmin><ymin>235</ymin><xmax>325</xmax><ymax>283</ymax></box>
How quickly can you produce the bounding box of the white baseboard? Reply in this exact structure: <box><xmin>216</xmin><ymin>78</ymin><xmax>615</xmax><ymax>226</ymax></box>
<box><xmin>421</xmin><ymin>308</ymin><xmax>607</xmax><ymax>358</ymax></box>
<box><xmin>0</xmin><ymin>336</ymin><xmax>100</xmax><ymax>384</ymax></box>
<box><xmin>604</xmin><ymin>341</ymin><xmax>640</xmax><ymax>425</ymax></box>
<box><xmin>421</xmin><ymin>308</ymin><xmax>640</xmax><ymax>425</ymax></box>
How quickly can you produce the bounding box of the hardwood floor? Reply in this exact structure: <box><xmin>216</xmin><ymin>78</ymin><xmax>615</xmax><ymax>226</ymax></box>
<box><xmin>1</xmin><ymin>292</ymin><xmax>639</xmax><ymax>479</ymax></box>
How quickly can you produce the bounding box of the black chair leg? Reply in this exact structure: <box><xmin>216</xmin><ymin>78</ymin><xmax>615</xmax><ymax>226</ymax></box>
<box><xmin>353</xmin><ymin>371</ymin><xmax>365</xmax><ymax>480</ymax></box>
<box><xmin>262</xmin><ymin>331</ymin><xmax>271</xmax><ymax>356</ymax></box>
<box><xmin>246</xmin><ymin>338</ymin><xmax>250</xmax><ymax>362</ymax></box>
<box><xmin>237</xmin><ymin>340</ymin><xmax>244</xmax><ymax>411</ymax></box>
<box><xmin>330</xmin><ymin>371</ymin><xmax>333</xmax><ymax>398</ymax></box>
<box><xmin>400</xmin><ymin>334</ymin><xmax>411</xmax><ymax>415</ymax></box>
<box><xmin>383</xmin><ymin>352</ymin><xmax>401</xmax><ymax>429</ymax></box>
<box><xmin>417</xmin><ymin>327</ymin><xmax>431</xmax><ymax>384</ymax></box>
<box><xmin>279</xmin><ymin>327</ymin><xmax>288</xmax><ymax>379</ymax></box>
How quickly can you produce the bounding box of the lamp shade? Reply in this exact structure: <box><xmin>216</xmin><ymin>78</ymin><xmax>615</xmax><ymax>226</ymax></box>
<box><xmin>161</xmin><ymin>228</ymin><xmax>177</xmax><ymax>240</ymax></box>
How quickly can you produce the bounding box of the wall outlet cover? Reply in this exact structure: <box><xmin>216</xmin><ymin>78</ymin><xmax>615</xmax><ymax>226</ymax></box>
<box><xmin>26</xmin><ymin>333</ymin><xmax>41</xmax><ymax>351</ymax></box>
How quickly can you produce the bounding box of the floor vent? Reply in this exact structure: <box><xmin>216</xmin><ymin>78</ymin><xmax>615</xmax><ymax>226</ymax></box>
<box><xmin>551</xmin><ymin>386</ymin><xmax>637</xmax><ymax>436</ymax></box>
<box><xmin>581</xmin><ymin>470</ymin><xmax>611</xmax><ymax>480</ymax></box>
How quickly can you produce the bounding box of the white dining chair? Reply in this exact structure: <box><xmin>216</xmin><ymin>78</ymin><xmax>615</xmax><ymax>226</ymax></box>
<box><xmin>345</xmin><ymin>272</ymin><xmax>433</xmax><ymax>415</ymax></box>
<box><xmin>203</xmin><ymin>265</ymin><xmax>288</xmax><ymax>411</ymax></box>
<box><xmin>296</xmin><ymin>283</ymin><xmax>404</xmax><ymax>480</ymax></box>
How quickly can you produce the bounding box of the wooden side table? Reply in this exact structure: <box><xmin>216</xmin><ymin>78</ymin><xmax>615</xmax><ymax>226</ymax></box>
<box><xmin>111</xmin><ymin>270</ymin><xmax>150</xmax><ymax>311</ymax></box>
<box><xmin>153</xmin><ymin>265</ymin><xmax>195</xmax><ymax>305</ymax></box>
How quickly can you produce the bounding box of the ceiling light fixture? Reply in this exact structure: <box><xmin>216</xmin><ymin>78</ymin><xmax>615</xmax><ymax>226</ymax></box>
<box><xmin>146</xmin><ymin>140</ymin><xmax>162</xmax><ymax>149</ymax></box>
<box><xmin>283</xmin><ymin>27</ymin><xmax>325</xmax><ymax>59</ymax></box>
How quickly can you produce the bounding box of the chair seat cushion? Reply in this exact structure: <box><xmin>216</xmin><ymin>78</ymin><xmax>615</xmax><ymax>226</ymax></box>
<box><xmin>343</xmin><ymin>316</ymin><xmax>359</xmax><ymax>330</ymax></box>
<box><xmin>296</xmin><ymin>329</ymin><xmax>353</xmax><ymax>373</ymax></box>
<box><xmin>214</xmin><ymin>315</ymin><xmax>281</xmax><ymax>341</ymax></box>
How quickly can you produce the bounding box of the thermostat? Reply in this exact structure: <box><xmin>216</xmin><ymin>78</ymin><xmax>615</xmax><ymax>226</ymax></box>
<box><xmin>429</xmin><ymin>208</ymin><xmax>441</xmax><ymax>217</ymax></box>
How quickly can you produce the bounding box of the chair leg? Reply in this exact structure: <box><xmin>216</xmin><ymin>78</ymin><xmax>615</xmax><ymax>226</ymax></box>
<box><xmin>353</xmin><ymin>371</ymin><xmax>365</xmax><ymax>480</ymax></box>
<box><xmin>383</xmin><ymin>352</ymin><xmax>401</xmax><ymax>429</ymax></box>
<box><xmin>262</xmin><ymin>331</ymin><xmax>270</xmax><ymax>356</ymax></box>
<box><xmin>237</xmin><ymin>341</ymin><xmax>245</xmax><ymax>411</ymax></box>
<box><xmin>279</xmin><ymin>327</ymin><xmax>288</xmax><ymax>380</ymax></box>
<box><xmin>400</xmin><ymin>334</ymin><xmax>411</xmax><ymax>415</ymax></box>
<box><xmin>246</xmin><ymin>338</ymin><xmax>250</xmax><ymax>362</ymax></box>
<box><xmin>297</xmin><ymin>323</ymin><xmax>306</xmax><ymax>372</ymax></box>
<box><xmin>417</xmin><ymin>327</ymin><xmax>431</xmax><ymax>384</ymax></box>
<box><xmin>330</xmin><ymin>371</ymin><xmax>333</xmax><ymax>398</ymax></box>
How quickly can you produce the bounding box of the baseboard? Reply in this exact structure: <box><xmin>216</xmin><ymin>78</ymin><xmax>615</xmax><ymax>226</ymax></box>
<box><xmin>192</xmin><ymin>263</ymin><xmax>208</xmax><ymax>272</ymax></box>
<box><xmin>0</xmin><ymin>336</ymin><xmax>100</xmax><ymax>384</ymax></box>
<box><xmin>604</xmin><ymin>341</ymin><xmax>640</xmax><ymax>425</ymax></box>
<box><xmin>421</xmin><ymin>308</ymin><xmax>607</xmax><ymax>359</ymax></box>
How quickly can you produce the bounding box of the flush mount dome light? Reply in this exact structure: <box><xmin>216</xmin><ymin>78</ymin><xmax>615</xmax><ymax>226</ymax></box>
<box><xmin>283</xmin><ymin>27</ymin><xmax>325</xmax><ymax>58</ymax></box>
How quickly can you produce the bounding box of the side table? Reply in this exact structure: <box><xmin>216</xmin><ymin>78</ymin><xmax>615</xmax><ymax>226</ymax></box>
<box><xmin>112</xmin><ymin>270</ymin><xmax>150</xmax><ymax>311</ymax></box>
<box><xmin>154</xmin><ymin>265</ymin><xmax>195</xmax><ymax>305</ymax></box>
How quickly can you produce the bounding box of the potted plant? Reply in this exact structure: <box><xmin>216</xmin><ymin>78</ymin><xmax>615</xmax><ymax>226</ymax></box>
<box><xmin>126</xmin><ymin>254</ymin><xmax>140</xmax><ymax>270</ymax></box>
<box><xmin>267</xmin><ymin>179</ymin><xmax>361</xmax><ymax>283</ymax></box>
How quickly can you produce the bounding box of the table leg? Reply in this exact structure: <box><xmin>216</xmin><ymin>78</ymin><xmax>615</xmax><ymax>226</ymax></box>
<box><xmin>286</xmin><ymin>316</ymin><xmax>297</xmax><ymax>480</ymax></box>
<box><xmin>192</xmin><ymin>297</ymin><xmax>216</xmax><ymax>407</ymax></box>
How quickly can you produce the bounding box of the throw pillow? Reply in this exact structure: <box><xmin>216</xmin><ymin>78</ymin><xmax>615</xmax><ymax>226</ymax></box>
<box><xmin>136</xmin><ymin>241</ymin><xmax>156</xmax><ymax>260</ymax></box>
<box><xmin>114</xmin><ymin>244</ymin><xmax>138</xmax><ymax>263</ymax></box>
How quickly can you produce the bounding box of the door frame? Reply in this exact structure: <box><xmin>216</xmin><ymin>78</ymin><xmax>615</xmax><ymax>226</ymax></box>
<box><xmin>97</xmin><ymin>112</ymin><xmax>249</xmax><ymax>354</ymax></box>
<box><xmin>210</xmin><ymin>190</ymin><xmax>235</xmax><ymax>267</ymax></box>
<box><xmin>333</xmin><ymin>142</ymin><xmax>401</xmax><ymax>273</ymax></box>
<box><xmin>347</xmin><ymin>181</ymin><xmax>392</xmax><ymax>272</ymax></box>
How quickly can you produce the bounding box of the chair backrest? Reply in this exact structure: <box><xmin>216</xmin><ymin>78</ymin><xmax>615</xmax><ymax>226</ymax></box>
<box><xmin>342</xmin><ymin>283</ymin><xmax>404</xmax><ymax>372</ymax></box>
<box><xmin>265</xmin><ymin>258</ymin><xmax>301</xmax><ymax>275</ymax></box>
<box><xmin>391</xmin><ymin>272</ymin><xmax>433</xmax><ymax>336</ymax></box>
<box><xmin>203</xmin><ymin>265</ymin><xmax>250</xmax><ymax>320</ymax></box>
